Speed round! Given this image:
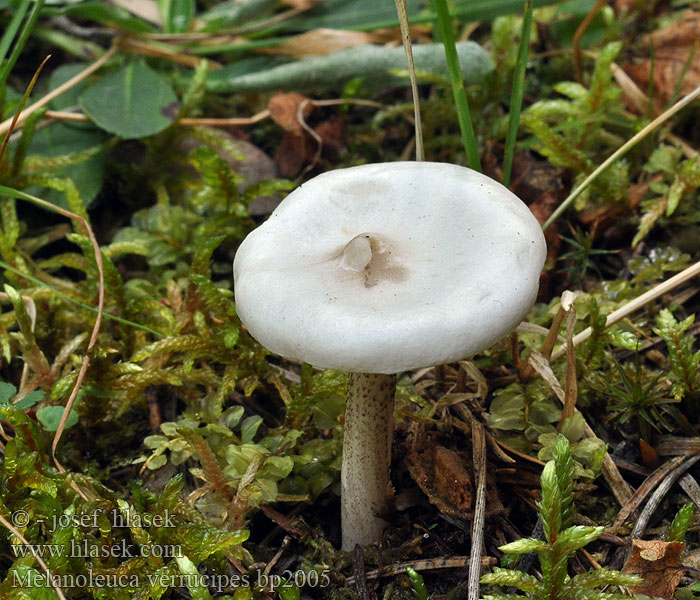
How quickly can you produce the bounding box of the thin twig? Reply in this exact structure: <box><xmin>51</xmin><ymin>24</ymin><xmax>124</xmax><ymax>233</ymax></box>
<box><xmin>551</xmin><ymin>260</ymin><xmax>700</xmax><ymax>361</ymax></box>
<box><xmin>0</xmin><ymin>188</ymin><xmax>104</xmax><ymax>488</ymax></box>
<box><xmin>612</xmin><ymin>455</ymin><xmax>687</xmax><ymax>531</ymax></box>
<box><xmin>116</xmin><ymin>37</ymin><xmax>221</xmax><ymax>69</ymax></box>
<box><xmin>0</xmin><ymin>44</ymin><xmax>117</xmax><ymax>136</ymax></box>
<box><xmin>0</xmin><ymin>513</ymin><xmax>67</xmax><ymax>600</ymax></box>
<box><xmin>629</xmin><ymin>455</ymin><xmax>700</xmax><ymax>542</ymax></box>
<box><xmin>543</xmin><ymin>84</ymin><xmax>700</xmax><ymax>230</ymax></box>
<box><xmin>572</xmin><ymin>0</ymin><xmax>607</xmax><ymax>83</ymax></box>
<box><xmin>678</xmin><ymin>473</ymin><xmax>700</xmax><ymax>508</ymax></box>
<box><xmin>395</xmin><ymin>0</ymin><xmax>424</xmax><ymax>161</ymax></box>
<box><xmin>43</xmin><ymin>109</ymin><xmax>273</xmax><ymax>127</ymax></box>
<box><xmin>0</xmin><ymin>54</ymin><xmax>51</xmax><ymax>161</ymax></box>
<box><xmin>345</xmin><ymin>556</ymin><xmax>496</xmax><ymax>585</ymax></box>
<box><xmin>468</xmin><ymin>421</ymin><xmax>487</xmax><ymax>600</ymax></box>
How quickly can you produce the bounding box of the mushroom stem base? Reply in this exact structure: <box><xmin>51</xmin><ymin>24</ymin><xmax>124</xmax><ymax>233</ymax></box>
<box><xmin>341</xmin><ymin>372</ymin><xmax>396</xmax><ymax>551</ymax></box>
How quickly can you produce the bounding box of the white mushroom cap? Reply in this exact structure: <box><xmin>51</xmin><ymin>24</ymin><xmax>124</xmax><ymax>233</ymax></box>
<box><xmin>233</xmin><ymin>162</ymin><xmax>546</xmax><ymax>374</ymax></box>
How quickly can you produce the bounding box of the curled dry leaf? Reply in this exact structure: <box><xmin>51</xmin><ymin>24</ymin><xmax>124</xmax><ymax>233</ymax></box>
<box><xmin>623</xmin><ymin>539</ymin><xmax>687</xmax><ymax>600</ymax></box>
<box><xmin>407</xmin><ymin>444</ymin><xmax>474</xmax><ymax>518</ymax></box>
<box><xmin>269</xmin><ymin>94</ymin><xmax>346</xmax><ymax>177</ymax></box>
<box><xmin>268</xmin><ymin>92</ymin><xmax>315</xmax><ymax>133</ymax></box>
<box><xmin>406</xmin><ymin>439</ymin><xmax>504</xmax><ymax>520</ymax></box>
<box><xmin>623</xmin><ymin>11</ymin><xmax>700</xmax><ymax>112</ymax></box>
<box><xmin>260</xmin><ymin>28</ymin><xmax>386</xmax><ymax>57</ymax></box>
<box><xmin>280</xmin><ymin>0</ymin><xmax>315</xmax><ymax>10</ymax></box>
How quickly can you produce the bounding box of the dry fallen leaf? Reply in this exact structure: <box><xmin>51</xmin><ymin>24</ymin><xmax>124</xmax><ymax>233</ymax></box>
<box><xmin>259</xmin><ymin>29</ymin><xmax>381</xmax><ymax>57</ymax></box>
<box><xmin>623</xmin><ymin>11</ymin><xmax>700</xmax><ymax>112</ymax></box>
<box><xmin>270</xmin><ymin>95</ymin><xmax>347</xmax><ymax>177</ymax></box>
<box><xmin>268</xmin><ymin>92</ymin><xmax>314</xmax><ymax>133</ymax></box>
<box><xmin>407</xmin><ymin>445</ymin><xmax>474</xmax><ymax>518</ymax></box>
<box><xmin>623</xmin><ymin>539</ymin><xmax>687</xmax><ymax>600</ymax></box>
<box><xmin>280</xmin><ymin>0</ymin><xmax>316</xmax><ymax>10</ymax></box>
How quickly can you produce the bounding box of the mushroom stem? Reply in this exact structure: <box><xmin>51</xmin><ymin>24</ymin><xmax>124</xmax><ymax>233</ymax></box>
<box><xmin>341</xmin><ymin>372</ymin><xmax>396</xmax><ymax>550</ymax></box>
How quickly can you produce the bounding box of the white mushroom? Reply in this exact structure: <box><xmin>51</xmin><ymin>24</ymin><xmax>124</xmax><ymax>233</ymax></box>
<box><xmin>233</xmin><ymin>162</ymin><xmax>546</xmax><ymax>550</ymax></box>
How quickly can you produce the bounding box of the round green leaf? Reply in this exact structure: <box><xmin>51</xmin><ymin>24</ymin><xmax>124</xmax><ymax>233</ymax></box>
<box><xmin>36</xmin><ymin>405</ymin><xmax>79</xmax><ymax>431</ymax></box>
<box><xmin>79</xmin><ymin>60</ymin><xmax>179</xmax><ymax>139</ymax></box>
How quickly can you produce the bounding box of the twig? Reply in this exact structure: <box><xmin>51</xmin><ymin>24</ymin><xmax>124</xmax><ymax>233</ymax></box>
<box><xmin>116</xmin><ymin>37</ymin><xmax>221</xmax><ymax>69</ymax></box>
<box><xmin>629</xmin><ymin>455</ymin><xmax>700</xmax><ymax>541</ymax></box>
<box><xmin>543</xmin><ymin>84</ymin><xmax>700</xmax><ymax>230</ymax></box>
<box><xmin>0</xmin><ymin>44</ymin><xmax>117</xmax><ymax>136</ymax></box>
<box><xmin>0</xmin><ymin>513</ymin><xmax>67</xmax><ymax>600</ymax></box>
<box><xmin>560</xmin><ymin>292</ymin><xmax>577</xmax><ymax>423</ymax></box>
<box><xmin>678</xmin><ymin>473</ymin><xmax>700</xmax><ymax>507</ymax></box>
<box><xmin>572</xmin><ymin>0</ymin><xmax>607</xmax><ymax>83</ymax></box>
<box><xmin>345</xmin><ymin>556</ymin><xmax>497</xmax><ymax>585</ymax></box>
<box><xmin>352</xmin><ymin>545</ymin><xmax>371</xmax><ymax>600</ymax></box>
<box><xmin>612</xmin><ymin>455</ymin><xmax>687</xmax><ymax>531</ymax></box>
<box><xmin>43</xmin><ymin>109</ymin><xmax>273</xmax><ymax>128</ymax></box>
<box><xmin>468</xmin><ymin>421</ymin><xmax>487</xmax><ymax>600</ymax></box>
<box><xmin>0</xmin><ymin>188</ymin><xmax>104</xmax><ymax>494</ymax></box>
<box><xmin>551</xmin><ymin>260</ymin><xmax>700</xmax><ymax>361</ymax></box>
<box><xmin>395</xmin><ymin>0</ymin><xmax>424</xmax><ymax>161</ymax></box>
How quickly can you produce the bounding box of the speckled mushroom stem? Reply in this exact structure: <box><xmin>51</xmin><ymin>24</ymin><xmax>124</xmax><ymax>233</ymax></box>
<box><xmin>341</xmin><ymin>372</ymin><xmax>396</xmax><ymax>551</ymax></box>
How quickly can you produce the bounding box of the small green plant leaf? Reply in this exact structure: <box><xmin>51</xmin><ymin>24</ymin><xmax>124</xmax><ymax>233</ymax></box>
<box><xmin>498</xmin><ymin>537</ymin><xmax>549</xmax><ymax>554</ymax></box>
<box><xmin>0</xmin><ymin>381</ymin><xmax>16</xmax><ymax>403</ymax></box>
<box><xmin>553</xmin><ymin>525</ymin><xmax>604</xmax><ymax>554</ymax></box>
<box><xmin>15</xmin><ymin>390</ymin><xmax>44</xmax><ymax>409</ymax></box>
<box><xmin>481</xmin><ymin>567</ymin><xmax>541</xmax><ymax>593</ymax></box>
<box><xmin>36</xmin><ymin>405</ymin><xmax>78</xmax><ymax>431</ymax></box>
<box><xmin>64</xmin><ymin>2</ymin><xmax>154</xmax><ymax>33</ymax></box>
<box><xmin>176</xmin><ymin>555</ymin><xmax>212</xmax><ymax>600</ymax></box>
<box><xmin>79</xmin><ymin>60</ymin><xmax>179</xmax><ymax>138</ymax></box>
<box><xmin>406</xmin><ymin>566</ymin><xmax>428</xmax><ymax>600</ymax></box>
<box><xmin>667</xmin><ymin>503</ymin><xmax>695</xmax><ymax>542</ymax></box>
<box><xmin>276</xmin><ymin>580</ymin><xmax>301</xmax><ymax>600</ymax></box>
<box><xmin>240</xmin><ymin>415</ymin><xmax>263</xmax><ymax>443</ymax></box>
<box><xmin>158</xmin><ymin>0</ymin><xmax>195</xmax><ymax>32</ymax></box>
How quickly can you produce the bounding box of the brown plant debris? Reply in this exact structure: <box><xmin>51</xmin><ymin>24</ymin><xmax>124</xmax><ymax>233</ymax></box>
<box><xmin>623</xmin><ymin>539</ymin><xmax>687</xmax><ymax>600</ymax></box>
<box><xmin>623</xmin><ymin>11</ymin><xmax>700</xmax><ymax>112</ymax></box>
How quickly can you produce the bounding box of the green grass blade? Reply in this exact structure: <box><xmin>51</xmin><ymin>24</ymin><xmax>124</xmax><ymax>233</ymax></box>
<box><xmin>0</xmin><ymin>0</ymin><xmax>45</xmax><ymax>91</ymax></box>
<box><xmin>433</xmin><ymin>0</ymin><xmax>480</xmax><ymax>170</ymax></box>
<box><xmin>0</xmin><ymin>0</ymin><xmax>31</xmax><ymax>66</ymax></box>
<box><xmin>502</xmin><ymin>0</ymin><xmax>533</xmax><ymax>187</ymax></box>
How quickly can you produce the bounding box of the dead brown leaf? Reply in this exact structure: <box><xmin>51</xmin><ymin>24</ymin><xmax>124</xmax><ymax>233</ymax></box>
<box><xmin>280</xmin><ymin>0</ymin><xmax>315</xmax><ymax>10</ymax></box>
<box><xmin>407</xmin><ymin>445</ymin><xmax>473</xmax><ymax>518</ymax></box>
<box><xmin>268</xmin><ymin>92</ymin><xmax>314</xmax><ymax>133</ymax></box>
<box><xmin>623</xmin><ymin>539</ymin><xmax>687</xmax><ymax>600</ymax></box>
<box><xmin>623</xmin><ymin>11</ymin><xmax>700</xmax><ymax>112</ymax></box>
<box><xmin>259</xmin><ymin>29</ymin><xmax>379</xmax><ymax>57</ymax></box>
<box><xmin>274</xmin><ymin>131</ymin><xmax>316</xmax><ymax>178</ymax></box>
<box><xmin>313</xmin><ymin>116</ymin><xmax>345</xmax><ymax>156</ymax></box>
<box><xmin>271</xmin><ymin>100</ymin><xmax>346</xmax><ymax>177</ymax></box>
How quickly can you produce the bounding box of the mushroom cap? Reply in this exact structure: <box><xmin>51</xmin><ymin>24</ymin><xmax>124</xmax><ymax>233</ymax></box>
<box><xmin>233</xmin><ymin>162</ymin><xmax>546</xmax><ymax>374</ymax></box>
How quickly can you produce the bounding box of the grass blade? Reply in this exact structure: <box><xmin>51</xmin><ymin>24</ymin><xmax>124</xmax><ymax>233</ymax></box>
<box><xmin>433</xmin><ymin>0</ymin><xmax>480</xmax><ymax>170</ymax></box>
<box><xmin>395</xmin><ymin>0</ymin><xmax>424</xmax><ymax>160</ymax></box>
<box><xmin>0</xmin><ymin>0</ymin><xmax>31</xmax><ymax>67</ymax></box>
<box><xmin>502</xmin><ymin>0</ymin><xmax>533</xmax><ymax>187</ymax></box>
<box><xmin>0</xmin><ymin>0</ymin><xmax>45</xmax><ymax>91</ymax></box>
